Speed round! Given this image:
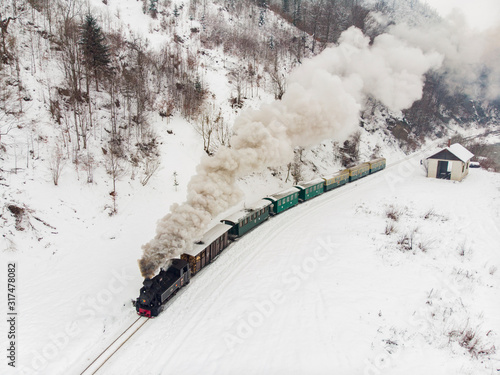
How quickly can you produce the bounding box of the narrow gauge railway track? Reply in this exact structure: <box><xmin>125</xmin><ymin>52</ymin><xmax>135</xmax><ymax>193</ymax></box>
<box><xmin>80</xmin><ymin>316</ymin><xmax>149</xmax><ymax>375</ymax></box>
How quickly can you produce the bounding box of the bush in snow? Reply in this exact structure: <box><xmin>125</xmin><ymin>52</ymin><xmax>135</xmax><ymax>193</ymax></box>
<box><xmin>385</xmin><ymin>204</ymin><xmax>402</xmax><ymax>221</ymax></box>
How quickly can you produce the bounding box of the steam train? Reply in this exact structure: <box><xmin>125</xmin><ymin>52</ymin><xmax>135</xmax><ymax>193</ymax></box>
<box><xmin>136</xmin><ymin>158</ymin><xmax>386</xmax><ymax>317</ymax></box>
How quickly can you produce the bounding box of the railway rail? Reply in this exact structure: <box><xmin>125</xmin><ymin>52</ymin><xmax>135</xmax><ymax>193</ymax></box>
<box><xmin>79</xmin><ymin>316</ymin><xmax>149</xmax><ymax>375</ymax></box>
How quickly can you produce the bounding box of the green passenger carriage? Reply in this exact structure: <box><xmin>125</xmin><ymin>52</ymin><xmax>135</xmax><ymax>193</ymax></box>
<box><xmin>264</xmin><ymin>187</ymin><xmax>300</xmax><ymax>215</ymax></box>
<box><xmin>322</xmin><ymin>169</ymin><xmax>350</xmax><ymax>191</ymax></box>
<box><xmin>221</xmin><ymin>199</ymin><xmax>272</xmax><ymax>238</ymax></box>
<box><xmin>294</xmin><ymin>178</ymin><xmax>325</xmax><ymax>202</ymax></box>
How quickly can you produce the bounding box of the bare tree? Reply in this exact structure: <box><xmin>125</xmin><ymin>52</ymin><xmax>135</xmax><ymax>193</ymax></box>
<box><xmin>195</xmin><ymin>103</ymin><xmax>223</xmax><ymax>155</ymax></box>
<box><xmin>285</xmin><ymin>149</ymin><xmax>304</xmax><ymax>184</ymax></box>
<box><xmin>140</xmin><ymin>157</ymin><xmax>160</xmax><ymax>186</ymax></box>
<box><xmin>269</xmin><ymin>68</ymin><xmax>286</xmax><ymax>100</ymax></box>
<box><xmin>214</xmin><ymin>115</ymin><xmax>231</xmax><ymax>147</ymax></box>
<box><xmin>229</xmin><ymin>67</ymin><xmax>245</xmax><ymax>108</ymax></box>
<box><xmin>269</xmin><ymin>53</ymin><xmax>286</xmax><ymax>100</ymax></box>
<box><xmin>0</xmin><ymin>13</ymin><xmax>15</xmax><ymax>61</ymax></box>
<box><xmin>0</xmin><ymin>112</ymin><xmax>15</xmax><ymax>149</ymax></box>
<box><xmin>49</xmin><ymin>145</ymin><xmax>65</xmax><ymax>186</ymax></box>
<box><xmin>57</xmin><ymin>0</ymin><xmax>86</xmax><ymax>150</ymax></box>
<box><xmin>106</xmin><ymin>148</ymin><xmax>125</xmax><ymax>214</ymax></box>
<box><xmin>82</xmin><ymin>151</ymin><xmax>94</xmax><ymax>183</ymax></box>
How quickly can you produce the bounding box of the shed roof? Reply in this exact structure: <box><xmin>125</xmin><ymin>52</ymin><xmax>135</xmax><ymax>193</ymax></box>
<box><xmin>449</xmin><ymin>143</ymin><xmax>474</xmax><ymax>162</ymax></box>
<box><xmin>427</xmin><ymin>143</ymin><xmax>474</xmax><ymax>163</ymax></box>
<box><xmin>185</xmin><ymin>223</ymin><xmax>232</xmax><ymax>256</ymax></box>
<box><xmin>222</xmin><ymin>199</ymin><xmax>272</xmax><ymax>224</ymax></box>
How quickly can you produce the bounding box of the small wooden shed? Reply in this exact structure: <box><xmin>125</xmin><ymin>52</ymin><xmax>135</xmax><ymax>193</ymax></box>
<box><xmin>427</xmin><ymin>143</ymin><xmax>474</xmax><ymax>181</ymax></box>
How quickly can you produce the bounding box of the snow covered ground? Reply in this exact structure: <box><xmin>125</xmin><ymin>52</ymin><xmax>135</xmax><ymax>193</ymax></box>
<box><xmin>3</xmin><ymin>147</ymin><xmax>499</xmax><ymax>375</ymax></box>
<box><xmin>97</xmin><ymin>154</ymin><xmax>500</xmax><ymax>375</ymax></box>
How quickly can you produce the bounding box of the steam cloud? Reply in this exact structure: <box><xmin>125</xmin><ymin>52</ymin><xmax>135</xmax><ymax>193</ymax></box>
<box><xmin>139</xmin><ymin>27</ymin><xmax>442</xmax><ymax>278</ymax></box>
<box><xmin>389</xmin><ymin>12</ymin><xmax>500</xmax><ymax>100</ymax></box>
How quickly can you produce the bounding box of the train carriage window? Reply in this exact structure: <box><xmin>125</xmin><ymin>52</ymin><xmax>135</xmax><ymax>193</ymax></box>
<box><xmin>240</xmin><ymin>221</ymin><xmax>243</xmax><ymax>227</ymax></box>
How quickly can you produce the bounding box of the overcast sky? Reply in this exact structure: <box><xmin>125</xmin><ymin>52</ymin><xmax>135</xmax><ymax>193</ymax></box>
<box><xmin>424</xmin><ymin>0</ymin><xmax>500</xmax><ymax>30</ymax></box>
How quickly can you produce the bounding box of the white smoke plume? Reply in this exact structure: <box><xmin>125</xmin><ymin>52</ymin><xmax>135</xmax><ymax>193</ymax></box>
<box><xmin>389</xmin><ymin>11</ymin><xmax>500</xmax><ymax>100</ymax></box>
<box><xmin>139</xmin><ymin>27</ymin><xmax>442</xmax><ymax>278</ymax></box>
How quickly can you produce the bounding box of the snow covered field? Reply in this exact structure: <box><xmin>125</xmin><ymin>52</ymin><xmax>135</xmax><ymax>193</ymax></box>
<box><xmin>3</xmin><ymin>149</ymin><xmax>499</xmax><ymax>375</ymax></box>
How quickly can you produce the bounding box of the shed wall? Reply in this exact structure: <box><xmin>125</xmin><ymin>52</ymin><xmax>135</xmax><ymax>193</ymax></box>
<box><xmin>428</xmin><ymin>159</ymin><xmax>438</xmax><ymax>178</ymax></box>
<box><xmin>428</xmin><ymin>159</ymin><xmax>469</xmax><ymax>181</ymax></box>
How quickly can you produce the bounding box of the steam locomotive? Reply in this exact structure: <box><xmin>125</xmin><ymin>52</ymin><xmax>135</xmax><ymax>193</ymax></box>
<box><xmin>135</xmin><ymin>259</ymin><xmax>191</xmax><ymax>317</ymax></box>
<box><xmin>136</xmin><ymin>158</ymin><xmax>386</xmax><ymax>317</ymax></box>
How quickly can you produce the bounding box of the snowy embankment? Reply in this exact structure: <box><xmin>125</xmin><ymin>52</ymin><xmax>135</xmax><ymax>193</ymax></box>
<box><xmin>94</xmin><ymin>157</ymin><xmax>498</xmax><ymax>374</ymax></box>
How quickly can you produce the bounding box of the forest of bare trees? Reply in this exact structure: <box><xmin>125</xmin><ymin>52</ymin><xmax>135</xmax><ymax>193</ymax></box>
<box><xmin>1</xmin><ymin>0</ymin><xmax>499</xmax><ymax>207</ymax></box>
